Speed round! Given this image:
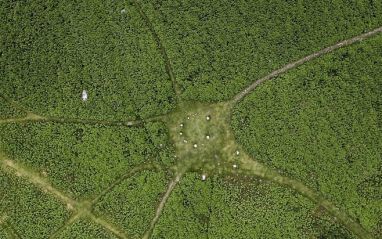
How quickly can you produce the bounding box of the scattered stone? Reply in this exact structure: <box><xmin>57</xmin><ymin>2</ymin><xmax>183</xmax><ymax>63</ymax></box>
<box><xmin>201</xmin><ymin>174</ymin><xmax>206</xmax><ymax>181</ymax></box>
<box><xmin>121</xmin><ymin>9</ymin><xmax>126</xmax><ymax>14</ymax></box>
<box><xmin>183</xmin><ymin>139</ymin><xmax>188</xmax><ymax>143</ymax></box>
<box><xmin>159</xmin><ymin>143</ymin><xmax>163</xmax><ymax>147</ymax></box>
<box><xmin>206</xmin><ymin>135</ymin><xmax>210</xmax><ymax>140</ymax></box>
<box><xmin>233</xmin><ymin>164</ymin><xmax>238</xmax><ymax>169</ymax></box>
<box><xmin>193</xmin><ymin>144</ymin><xmax>198</xmax><ymax>148</ymax></box>
<box><xmin>187</xmin><ymin>116</ymin><xmax>190</xmax><ymax>120</ymax></box>
<box><xmin>206</xmin><ymin>115</ymin><xmax>211</xmax><ymax>121</ymax></box>
<box><xmin>179</xmin><ymin>132</ymin><xmax>183</xmax><ymax>136</ymax></box>
<box><xmin>180</xmin><ymin>123</ymin><xmax>184</xmax><ymax>127</ymax></box>
<box><xmin>236</xmin><ymin>150</ymin><xmax>240</xmax><ymax>156</ymax></box>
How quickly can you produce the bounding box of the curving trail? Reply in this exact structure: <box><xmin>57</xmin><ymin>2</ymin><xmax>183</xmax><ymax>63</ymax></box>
<box><xmin>238</xmin><ymin>156</ymin><xmax>373</xmax><ymax>239</ymax></box>
<box><xmin>142</xmin><ymin>173</ymin><xmax>182</xmax><ymax>239</ymax></box>
<box><xmin>231</xmin><ymin>26</ymin><xmax>382</xmax><ymax>104</ymax></box>
<box><xmin>132</xmin><ymin>0</ymin><xmax>182</xmax><ymax>103</ymax></box>
<box><xmin>0</xmin><ymin>154</ymin><xmax>129</xmax><ymax>239</ymax></box>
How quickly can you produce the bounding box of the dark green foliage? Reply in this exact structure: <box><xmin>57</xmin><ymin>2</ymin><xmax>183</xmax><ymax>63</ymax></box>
<box><xmin>57</xmin><ymin>219</ymin><xmax>117</xmax><ymax>239</ymax></box>
<box><xmin>152</xmin><ymin>173</ymin><xmax>354</xmax><ymax>239</ymax></box>
<box><xmin>0</xmin><ymin>171</ymin><xmax>70</xmax><ymax>239</ymax></box>
<box><xmin>231</xmin><ymin>35</ymin><xmax>382</xmax><ymax>231</ymax></box>
<box><xmin>0</xmin><ymin>0</ymin><xmax>176</xmax><ymax>121</ymax></box>
<box><xmin>94</xmin><ymin>170</ymin><xmax>168</xmax><ymax>238</ymax></box>
<box><xmin>0</xmin><ymin>98</ymin><xmax>25</xmax><ymax>120</ymax></box>
<box><xmin>0</xmin><ymin>122</ymin><xmax>174</xmax><ymax>199</ymax></box>
<box><xmin>140</xmin><ymin>0</ymin><xmax>382</xmax><ymax>101</ymax></box>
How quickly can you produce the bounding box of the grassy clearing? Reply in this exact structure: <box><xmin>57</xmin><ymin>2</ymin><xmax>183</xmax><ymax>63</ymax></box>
<box><xmin>0</xmin><ymin>0</ymin><xmax>176</xmax><ymax>121</ymax></box>
<box><xmin>231</xmin><ymin>35</ymin><xmax>382</xmax><ymax>232</ymax></box>
<box><xmin>0</xmin><ymin>121</ymin><xmax>174</xmax><ymax>200</ymax></box>
<box><xmin>140</xmin><ymin>0</ymin><xmax>382</xmax><ymax>101</ymax></box>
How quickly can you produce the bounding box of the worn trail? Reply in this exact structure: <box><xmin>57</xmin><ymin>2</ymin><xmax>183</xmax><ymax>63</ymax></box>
<box><xmin>232</xmin><ymin>26</ymin><xmax>382</xmax><ymax>104</ymax></box>
<box><xmin>142</xmin><ymin>173</ymin><xmax>182</xmax><ymax>239</ymax></box>
<box><xmin>239</xmin><ymin>157</ymin><xmax>373</xmax><ymax>239</ymax></box>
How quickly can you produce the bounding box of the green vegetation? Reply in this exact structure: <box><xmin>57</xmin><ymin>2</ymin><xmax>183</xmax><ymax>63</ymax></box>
<box><xmin>140</xmin><ymin>0</ymin><xmax>382</xmax><ymax>101</ymax></box>
<box><xmin>0</xmin><ymin>98</ymin><xmax>25</xmax><ymax>120</ymax></box>
<box><xmin>0</xmin><ymin>122</ymin><xmax>173</xmax><ymax>199</ymax></box>
<box><xmin>232</xmin><ymin>35</ymin><xmax>382</xmax><ymax>232</ymax></box>
<box><xmin>0</xmin><ymin>0</ymin><xmax>176</xmax><ymax>121</ymax></box>
<box><xmin>1</xmin><ymin>0</ymin><xmax>382</xmax><ymax>238</ymax></box>
<box><xmin>0</xmin><ymin>170</ymin><xmax>70</xmax><ymax>238</ymax></box>
<box><xmin>57</xmin><ymin>219</ymin><xmax>117</xmax><ymax>239</ymax></box>
<box><xmin>94</xmin><ymin>170</ymin><xmax>168</xmax><ymax>238</ymax></box>
<box><xmin>152</xmin><ymin>173</ymin><xmax>355</xmax><ymax>238</ymax></box>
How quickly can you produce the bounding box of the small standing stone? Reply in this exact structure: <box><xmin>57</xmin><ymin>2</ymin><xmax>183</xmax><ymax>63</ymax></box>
<box><xmin>201</xmin><ymin>174</ymin><xmax>206</xmax><ymax>181</ymax></box>
<box><xmin>193</xmin><ymin>144</ymin><xmax>198</xmax><ymax>148</ymax></box>
<box><xmin>81</xmin><ymin>90</ymin><xmax>88</xmax><ymax>101</ymax></box>
<box><xmin>206</xmin><ymin>115</ymin><xmax>211</xmax><ymax>121</ymax></box>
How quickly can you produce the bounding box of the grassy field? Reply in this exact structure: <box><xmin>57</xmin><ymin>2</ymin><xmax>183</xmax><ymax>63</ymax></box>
<box><xmin>1</xmin><ymin>0</ymin><xmax>381</xmax><ymax>238</ymax></box>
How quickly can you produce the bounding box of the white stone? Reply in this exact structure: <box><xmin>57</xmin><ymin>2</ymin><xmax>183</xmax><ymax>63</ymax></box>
<box><xmin>121</xmin><ymin>9</ymin><xmax>126</xmax><ymax>14</ymax></box>
<box><xmin>233</xmin><ymin>164</ymin><xmax>238</xmax><ymax>168</ymax></box>
<box><xmin>187</xmin><ymin>116</ymin><xmax>190</xmax><ymax>120</ymax></box>
<box><xmin>81</xmin><ymin>90</ymin><xmax>88</xmax><ymax>101</ymax></box>
<box><xmin>183</xmin><ymin>139</ymin><xmax>188</xmax><ymax>143</ymax></box>
<box><xmin>236</xmin><ymin>150</ymin><xmax>240</xmax><ymax>156</ymax></box>
<box><xmin>193</xmin><ymin>144</ymin><xmax>198</xmax><ymax>148</ymax></box>
<box><xmin>201</xmin><ymin>174</ymin><xmax>206</xmax><ymax>181</ymax></box>
<box><xmin>180</xmin><ymin>123</ymin><xmax>184</xmax><ymax>127</ymax></box>
<box><xmin>206</xmin><ymin>135</ymin><xmax>210</xmax><ymax>140</ymax></box>
<box><xmin>206</xmin><ymin>116</ymin><xmax>211</xmax><ymax>121</ymax></box>
<box><xmin>179</xmin><ymin>132</ymin><xmax>183</xmax><ymax>136</ymax></box>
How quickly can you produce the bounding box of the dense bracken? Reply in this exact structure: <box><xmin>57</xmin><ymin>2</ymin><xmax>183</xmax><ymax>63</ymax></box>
<box><xmin>140</xmin><ymin>0</ymin><xmax>382</xmax><ymax>101</ymax></box>
<box><xmin>57</xmin><ymin>219</ymin><xmax>118</xmax><ymax>239</ymax></box>
<box><xmin>0</xmin><ymin>0</ymin><xmax>176</xmax><ymax>121</ymax></box>
<box><xmin>232</xmin><ymin>35</ymin><xmax>382</xmax><ymax>233</ymax></box>
<box><xmin>0</xmin><ymin>121</ymin><xmax>174</xmax><ymax>199</ymax></box>
<box><xmin>94</xmin><ymin>170</ymin><xmax>168</xmax><ymax>238</ymax></box>
<box><xmin>0</xmin><ymin>170</ymin><xmax>70</xmax><ymax>239</ymax></box>
<box><xmin>152</xmin><ymin>173</ymin><xmax>355</xmax><ymax>238</ymax></box>
<box><xmin>0</xmin><ymin>0</ymin><xmax>381</xmax><ymax>238</ymax></box>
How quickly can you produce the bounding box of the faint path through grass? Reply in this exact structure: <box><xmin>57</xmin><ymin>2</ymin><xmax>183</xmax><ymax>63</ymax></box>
<box><xmin>142</xmin><ymin>173</ymin><xmax>182</xmax><ymax>239</ymax></box>
<box><xmin>132</xmin><ymin>0</ymin><xmax>182</xmax><ymax>104</ymax></box>
<box><xmin>238</xmin><ymin>154</ymin><xmax>373</xmax><ymax>239</ymax></box>
<box><xmin>0</xmin><ymin>154</ymin><xmax>130</xmax><ymax>239</ymax></box>
<box><xmin>231</xmin><ymin>26</ymin><xmax>382</xmax><ymax>104</ymax></box>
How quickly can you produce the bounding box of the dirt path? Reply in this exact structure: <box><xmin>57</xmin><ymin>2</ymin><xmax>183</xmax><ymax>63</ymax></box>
<box><xmin>0</xmin><ymin>155</ymin><xmax>130</xmax><ymax>239</ymax></box>
<box><xmin>142</xmin><ymin>173</ymin><xmax>182</xmax><ymax>239</ymax></box>
<box><xmin>239</xmin><ymin>156</ymin><xmax>373</xmax><ymax>239</ymax></box>
<box><xmin>232</xmin><ymin>26</ymin><xmax>382</xmax><ymax>104</ymax></box>
<box><xmin>0</xmin><ymin>112</ymin><xmax>166</xmax><ymax>128</ymax></box>
<box><xmin>132</xmin><ymin>0</ymin><xmax>182</xmax><ymax>103</ymax></box>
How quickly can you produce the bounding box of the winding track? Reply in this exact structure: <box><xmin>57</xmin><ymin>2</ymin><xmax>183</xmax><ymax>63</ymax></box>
<box><xmin>0</xmin><ymin>7</ymin><xmax>381</xmax><ymax>239</ymax></box>
<box><xmin>231</xmin><ymin>26</ymin><xmax>382</xmax><ymax>104</ymax></box>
